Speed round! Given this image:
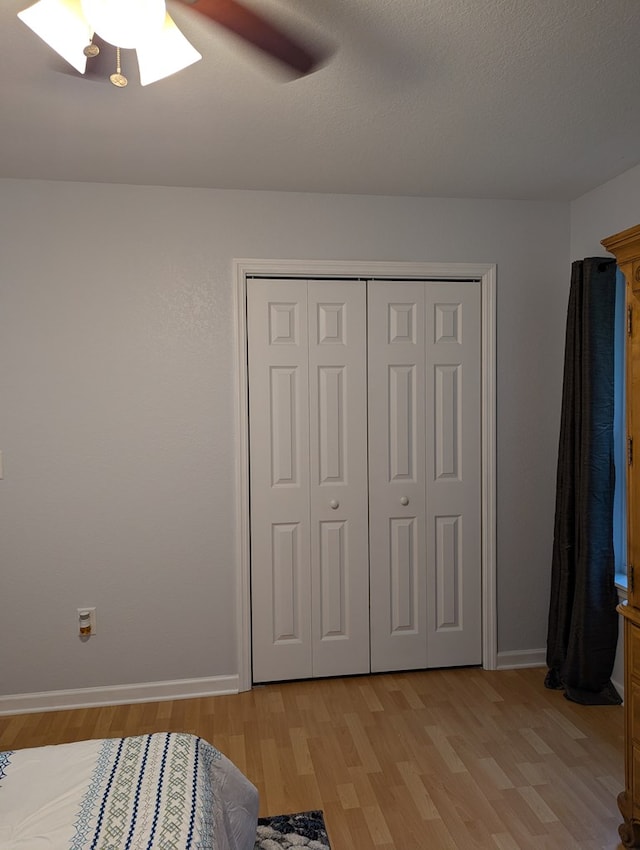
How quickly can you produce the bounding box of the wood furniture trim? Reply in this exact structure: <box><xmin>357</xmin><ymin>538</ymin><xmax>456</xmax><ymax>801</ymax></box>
<box><xmin>603</xmin><ymin>224</ymin><xmax>640</xmax><ymax>293</ymax></box>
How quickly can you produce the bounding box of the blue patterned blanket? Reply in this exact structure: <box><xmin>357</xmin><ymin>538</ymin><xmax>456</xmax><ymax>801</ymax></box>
<box><xmin>0</xmin><ymin>732</ymin><xmax>258</xmax><ymax>850</ymax></box>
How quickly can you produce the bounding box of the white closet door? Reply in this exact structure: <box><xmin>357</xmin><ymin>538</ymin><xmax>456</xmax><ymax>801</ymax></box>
<box><xmin>425</xmin><ymin>282</ymin><xmax>482</xmax><ymax>667</ymax></box>
<box><xmin>308</xmin><ymin>281</ymin><xmax>370</xmax><ymax>677</ymax></box>
<box><xmin>248</xmin><ymin>280</ymin><xmax>312</xmax><ymax>682</ymax></box>
<box><xmin>368</xmin><ymin>282</ymin><xmax>428</xmax><ymax>671</ymax></box>
<box><xmin>248</xmin><ymin>279</ymin><xmax>369</xmax><ymax>683</ymax></box>
<box><xmin>368</xmin><ymin>280</ymin><xmax>482</xmax><ymax>672</ymax></box>
<box><xmin>249</xmin><ymin>277</ymin><xmax>482</xmax><ymax>682</ymax></box>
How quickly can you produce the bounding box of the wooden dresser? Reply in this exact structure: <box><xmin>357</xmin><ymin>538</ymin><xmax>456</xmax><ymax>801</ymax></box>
<box><xmin>602</xmin><ymin>225</ymin><xmax>640</xmax><ymax>847</ymax></box>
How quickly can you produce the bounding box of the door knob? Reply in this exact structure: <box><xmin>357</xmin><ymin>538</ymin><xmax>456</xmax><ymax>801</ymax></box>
<box><xmin>400</xmin><ymin>496</ymin><xmax>409</xmax><ymax>506</ymax></box>
<box><xmin>329</xmin><ymin>499</ymin><xmax>339</xmax><ymax>509</ymax></box>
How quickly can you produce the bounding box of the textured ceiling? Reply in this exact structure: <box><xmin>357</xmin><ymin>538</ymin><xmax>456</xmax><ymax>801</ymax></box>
<box><xmin>1</xmin><ymin>0</ymin><xmax>639</xmax><ymax>201</ymax></box>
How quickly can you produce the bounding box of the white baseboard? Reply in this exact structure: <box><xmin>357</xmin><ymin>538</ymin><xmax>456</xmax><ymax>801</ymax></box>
<box><xmin>612</xmin><ymin>677</ymin><xmax>624</xmax><ymax>703</ymax></box>
<box><xmin>495</xmin><ymin>647</ymin><xmax>625</xmax><ymax>702</ymax></box>
<box><xmin>496</xmin><ymin>648</ymin><xmax>547</xmax><ymax>670</ymax></box>
<box><xmin>0</xmin><ymin>675</ymin><xmax>239</xmax><ymax>716</ymax></box>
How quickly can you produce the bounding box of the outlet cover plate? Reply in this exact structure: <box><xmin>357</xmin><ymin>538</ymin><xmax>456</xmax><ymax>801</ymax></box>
<box><xmin>77</xmin><ymin>607</ymin><xmax>97</xmax><ymax>635</ymax></box>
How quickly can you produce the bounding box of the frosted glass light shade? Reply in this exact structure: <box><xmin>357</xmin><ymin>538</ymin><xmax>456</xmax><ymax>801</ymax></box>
<box><xmin>136</xmin><ymin>13</ymin><xmax>202</xmax><ymax>86</ymax></box>
<box><xmin>80</xmin><ymin>0</ymin><xmax>166</xmax><ymax>49</ymax></box>
<box><xmin>19</xmin><ymin>0</ymin><xmax>200</xmax><ymax>86</ymax></box>
<box><xmin>18</xmin><ymin>0</ymin><xmax>92</xmax><ymax>74</ymax></box>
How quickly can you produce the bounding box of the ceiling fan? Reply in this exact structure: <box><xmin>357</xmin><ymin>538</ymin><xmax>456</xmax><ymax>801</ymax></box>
<box><xmin>177</xmin><ymin>0</ymin><xmax>320</xmax><ymax>76</ymax></box>
<box><xmin>18</xmin><ymin>0</ymin><xmax>325</xmax><ymax>87</ymax></box>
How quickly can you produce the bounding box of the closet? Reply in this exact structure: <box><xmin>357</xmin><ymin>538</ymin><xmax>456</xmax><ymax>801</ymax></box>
<box><xmin>247</xmin><ymin>277</ymin><xmax>482</xmax><ymax>683</ymax></box>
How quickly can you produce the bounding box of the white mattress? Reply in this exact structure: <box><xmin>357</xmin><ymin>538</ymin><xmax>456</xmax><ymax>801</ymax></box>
<box><xmin>0</xmin><ymin>732</ymin><xmax>259</xmax><ymax>850</ymax></box>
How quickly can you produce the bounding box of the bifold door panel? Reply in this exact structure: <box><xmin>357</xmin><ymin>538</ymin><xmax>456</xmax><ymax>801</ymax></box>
<box><xmin>368</xmin><ymin>283</ymin><xmax>427</xmax><ymax>671</ymax></box>
<box><xmin>248</xmin><ymin>280</ymin><xmax>370</xmax><ymax>683</ymax></box>
<box><xmin>368</xmin><ymin>281</ymin><xmax>482</xmax><ymax>672</ymax></box>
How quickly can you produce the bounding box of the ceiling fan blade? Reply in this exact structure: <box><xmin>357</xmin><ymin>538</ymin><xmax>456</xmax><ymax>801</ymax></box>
<box><xmin>176</xmin><ymin>0</ymin><xmax>322</xmax><ymax>76</ymax></box>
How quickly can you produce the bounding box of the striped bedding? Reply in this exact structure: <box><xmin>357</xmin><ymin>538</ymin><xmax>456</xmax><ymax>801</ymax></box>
<box><xmin>0</xmin><ymin>732</ymin><xmax>259</xmax><ymax>850</ymax></box>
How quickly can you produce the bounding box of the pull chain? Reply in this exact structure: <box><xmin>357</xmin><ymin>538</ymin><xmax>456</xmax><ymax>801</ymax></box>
<box><xmin>110</xmin><ymin>46</ymin><xmax>128</xmax><ymax>87</ymax></box>
<box><xmin>83</xmin><ymin>38</ymin><xmax>99</xmax><ymax>58</ymax></box>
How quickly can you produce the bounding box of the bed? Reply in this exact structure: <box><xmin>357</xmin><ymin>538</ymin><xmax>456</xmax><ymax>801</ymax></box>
<box><xmin>0</xmin><ymin>731</ymin><xmax>259</xmax><ymax>850</ymax></box>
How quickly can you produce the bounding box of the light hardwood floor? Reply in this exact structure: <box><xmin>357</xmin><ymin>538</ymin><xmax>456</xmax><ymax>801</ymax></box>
<box><xmin>0</xmin><ymin>667</ymin><xmax>626</xmax><ymax>849</ymax></box>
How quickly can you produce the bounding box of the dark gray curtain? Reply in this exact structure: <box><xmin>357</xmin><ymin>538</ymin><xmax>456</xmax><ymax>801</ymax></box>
<box><xmin>545</xmin><ymin>257</ymin><xmax>621</xmax><ymax>705</ymax></box>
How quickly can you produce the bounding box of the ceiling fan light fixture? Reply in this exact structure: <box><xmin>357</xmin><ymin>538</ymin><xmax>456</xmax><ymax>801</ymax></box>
<box><xmin>19</xmin><ymin>0</ymin><xmax>321</xmax><ymax>86</ymax></box>
<box><xmin>18</xmin><ymin>0</ymin><xmax>92</xmax><ymax>74</ymax></box>
<box><xmin>79</xmin><ymin>0</ymin><xmax>166</xmax><ymax>49</ymax></box>
<box><xmin>135</xmin><ymin>13</ymin><xmax>202</xmax><ymax>86</ymax></box>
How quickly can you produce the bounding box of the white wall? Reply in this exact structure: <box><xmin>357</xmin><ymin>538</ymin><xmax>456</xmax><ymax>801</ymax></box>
<box><xmin>0</xmin><ymin>179</ymin><xmax>569</xmax><ymax>700</ymax></box>
<box><xmin>571</xmin><ymin>161</ymin><xmax>640</xmax><ymax>260</ymax></box>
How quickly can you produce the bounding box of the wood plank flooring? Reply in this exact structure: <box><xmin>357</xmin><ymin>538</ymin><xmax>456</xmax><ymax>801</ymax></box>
<box><xmin>0</xmin><ymin>667</ymin><xmax>626</xmax><ymax>849</ymax></box>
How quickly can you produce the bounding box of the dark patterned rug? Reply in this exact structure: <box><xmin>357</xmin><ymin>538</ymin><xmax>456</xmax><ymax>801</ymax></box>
<box><xmin>254</xmin><ymin>810</ymin><xmax>331</xmax><ymax>849</ymax></box>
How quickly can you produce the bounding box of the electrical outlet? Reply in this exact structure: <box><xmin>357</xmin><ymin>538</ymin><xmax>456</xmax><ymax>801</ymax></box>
<box><xmin>78</xmin><ymin>607</ymin><xmax>97</xmax><ymax>636</ymax></box>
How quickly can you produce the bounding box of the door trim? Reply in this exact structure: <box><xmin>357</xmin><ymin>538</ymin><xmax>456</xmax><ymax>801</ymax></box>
<box><xmin>233</xmin><ymin>259</ymin><xmax>497</xmax><ymax>691</ymax></box>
